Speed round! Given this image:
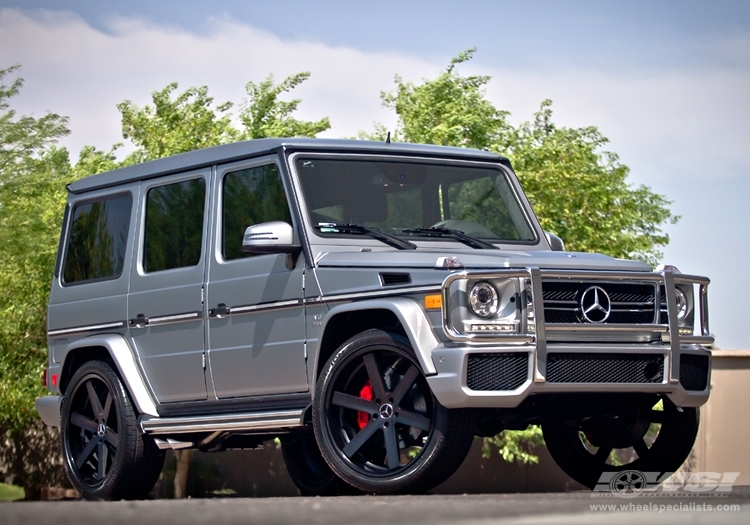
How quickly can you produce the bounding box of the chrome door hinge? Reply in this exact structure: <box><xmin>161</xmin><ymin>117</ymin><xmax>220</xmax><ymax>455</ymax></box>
<box><xmin>202</xmin><ymin>353</ymin><xmax>206</xmax><ymax>369</ymax></box>
<box><xmin>304</xmin><ymin>342</ymin><xmax>307</xmax><ymax>360</ymax></box>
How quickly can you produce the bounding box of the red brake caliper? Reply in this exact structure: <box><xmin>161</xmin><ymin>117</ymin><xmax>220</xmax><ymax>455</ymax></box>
<box><xmin>357</xmin><ymin>380</ymin><xmax>374</xmax><ymax>430</ymax></box>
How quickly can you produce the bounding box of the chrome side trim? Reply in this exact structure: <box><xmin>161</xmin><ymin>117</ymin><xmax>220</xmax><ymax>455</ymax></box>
<box><xmin>147</xmin><ymin>311</ymin><xmax>202</xmax><ymax>325</ymax></box>
<box><xmin>48</xmin><ymin>321</ymin><xmax>126</xmax><ymax>337</ymax></box>
<box><xmin>231</xmin><ymin>299</ymin><xmax>301</xmax><ymax>315</ymax></box>
<box><xmin>319</xmin><ymin>285</ymin><xmax>441</xmax><ymax>304</ymax></box>
<box><xmin>141</xmin><ymin>408</ymin><xmax>304</xmax><ymax>434</ymax></box>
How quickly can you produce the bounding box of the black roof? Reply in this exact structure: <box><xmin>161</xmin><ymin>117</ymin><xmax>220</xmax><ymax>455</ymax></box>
<box><xmin>67</xmin><ymin>138</ymin><xmax>508</xmax><ymax>194</ymax></box>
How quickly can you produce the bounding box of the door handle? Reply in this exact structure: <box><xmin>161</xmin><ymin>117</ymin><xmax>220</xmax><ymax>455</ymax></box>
<box><xmin>209</xmin><ymin>303</ymin><xmax>230</xmax><ymax>318</ymax></box>
<box><xmin>128</xmin><ymin>313</ymin><xmax>149</xmax><ymax>327</ymax></box>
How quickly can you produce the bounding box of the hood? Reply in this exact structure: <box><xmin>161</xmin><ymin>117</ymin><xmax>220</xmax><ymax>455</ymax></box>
<box><xmin>314</xmin><ymin>248</ymin><xmax>651</xmax><ymax>272</ymax></box>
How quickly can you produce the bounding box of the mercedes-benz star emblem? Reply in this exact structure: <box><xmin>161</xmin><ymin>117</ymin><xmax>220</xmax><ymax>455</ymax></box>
<box><xmin>97</xmin><ymin>423</ymin><xmax>107</xmax><ymax>438</ymax></box>
<box><xmin>379</xmin><ymin>403</ymin><xmax>394</xmax><ymax>419</ymax></box>
<box><xmin>580</xmin><ymin>286</ymin><xmax>611</xmax><ymax>323</ymax></box>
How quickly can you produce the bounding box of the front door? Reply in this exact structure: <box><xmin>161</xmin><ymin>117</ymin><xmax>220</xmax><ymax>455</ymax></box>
<box><xmin>127</xmin><ymin>170</ymin><xmax>210</xmax><ymax>403</ymax></box>
<box><xmin>205</xmin><ymin>158</ymin><xmax>308</xmax><ymax>399</ymax></box>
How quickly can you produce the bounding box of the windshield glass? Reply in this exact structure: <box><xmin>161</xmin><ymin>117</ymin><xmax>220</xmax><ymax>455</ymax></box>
<box><xmin>295</xmin><ymin>157</ymin><xmax>536</xmax><ymax>242</ymax></box>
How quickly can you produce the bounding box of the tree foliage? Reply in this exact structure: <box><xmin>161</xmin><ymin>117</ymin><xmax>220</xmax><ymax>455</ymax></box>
<box><xmin>372</xmin><ymin>49</ymin><xmax>677</xmax><ymax>266</ymax></box>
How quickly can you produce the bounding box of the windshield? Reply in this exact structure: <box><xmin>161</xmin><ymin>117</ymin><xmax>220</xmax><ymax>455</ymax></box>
<box><xmin>295</xmin><ymin>156</ymin><xmax>536</xmax><ymax>243</ymax></box>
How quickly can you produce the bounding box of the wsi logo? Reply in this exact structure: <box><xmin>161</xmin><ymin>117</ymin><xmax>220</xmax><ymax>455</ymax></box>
<box><xmin>593</xmin><ymin>471</ymin><xmax>740</xmax><ymax>498</ymax></box>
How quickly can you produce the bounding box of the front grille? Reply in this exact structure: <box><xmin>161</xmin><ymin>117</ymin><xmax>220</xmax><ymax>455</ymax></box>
<box><xmin>542</xmin><ymin>281</ymin><xmax>656</xmax><ymax>325</ymax></box>
<box><xmin>680</xmin><ymin>354</ymin><xmax>709</xmax><ymax>391</ymax></box>
<box><xmin>467</xmin><ymin>353</ymin><xmax>528</xmax><ymax>391</ymax></box>
<box><xmin>547</xmin><ymin>353</ymin><xmax>664</xmax><ymax>383</ymax></box>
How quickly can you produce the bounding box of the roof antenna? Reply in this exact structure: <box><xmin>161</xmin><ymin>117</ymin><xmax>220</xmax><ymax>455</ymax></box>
<box><xmin>385</xmin><ymin>131</ymin><xmax>391</xmax><ymax>144</ymax></box>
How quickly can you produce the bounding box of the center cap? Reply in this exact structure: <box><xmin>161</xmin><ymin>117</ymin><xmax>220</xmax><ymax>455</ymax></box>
<box><xmin>379</xmin><ymin>403</ymin><xmax>394</xmax><ymax>419</ymax></box>
<box><xmin>97</xmin><ymin>423</ymin><xmax>106</xmax><ymax>438</ymax></box>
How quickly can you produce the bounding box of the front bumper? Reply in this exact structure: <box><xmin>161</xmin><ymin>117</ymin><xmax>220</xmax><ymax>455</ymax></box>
<box><xmin>426</xmin><ymin>343</ymin><xmax>711</xmax><ymax>408</ymax></box>
<box><xmin>427</xmin><ymin>267</ymin><xmax>713</xmax><ymax>409</ymax></box>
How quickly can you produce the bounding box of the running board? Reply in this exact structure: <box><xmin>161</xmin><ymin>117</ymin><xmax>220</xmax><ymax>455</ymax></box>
<box><xmin>140</xmin><ymin>408</ymin><xmax>305</xmax><ymax>435</ymax></box>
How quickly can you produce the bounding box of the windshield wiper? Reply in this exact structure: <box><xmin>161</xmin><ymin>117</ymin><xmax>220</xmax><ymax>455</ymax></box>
<box><xmin>401</xmin><ymin>227</ymin><xmax>498</xmax><ymax>250</ymax></box>
<box><xmin>315</xmin><ymin>223</ymin><xmax>417</xmax><ymax>250</ymax></box>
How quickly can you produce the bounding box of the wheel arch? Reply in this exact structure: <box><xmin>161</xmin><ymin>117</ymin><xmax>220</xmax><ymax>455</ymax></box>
<box><xmin>60</xmin><ymin>334</ymin><xmax>158</xmax><ymax>416</ymax></box>
<box><xmin>312</xmin><ymin>297</ymin><xmax>440</xmax><ymax>388</ymax></box>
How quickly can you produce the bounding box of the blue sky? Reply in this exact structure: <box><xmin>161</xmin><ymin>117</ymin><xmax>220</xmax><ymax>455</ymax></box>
<box><xmin>1</xmin><ymin>1</ymin><xmax>749</xmax><ymax>347</ymax></box>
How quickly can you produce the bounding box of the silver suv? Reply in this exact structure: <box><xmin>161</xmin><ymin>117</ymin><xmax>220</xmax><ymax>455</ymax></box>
<box><xmin>36</xmin><ymin>139</ymin><xmax>713</xmax><ymax>499</ymax></box>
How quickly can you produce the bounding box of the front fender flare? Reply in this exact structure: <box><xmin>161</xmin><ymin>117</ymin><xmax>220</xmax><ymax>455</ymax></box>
<box><xmin>63</xmin><ymin>334</ymin><xmax>158</xmax><ymax>416</ymax></box>
<box><xmin>315</xmin><ymin>297</ymin><xmax>440</xmax><ymax>378</ymax></box>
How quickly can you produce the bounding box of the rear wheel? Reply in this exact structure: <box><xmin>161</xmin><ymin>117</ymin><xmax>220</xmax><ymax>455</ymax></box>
<box><xmin>542</xmin><ymin>396</ymin><xmax>699</xmax><ymax>489</ymax></box>
<box><xmin>60</xmin><ymin>360</ymin><xmax>164</xmax><ymax>500</ymax></box>
<box><xmin>313</xmin><ymin>330</ymin><xmax>473</xmax><ymax>494</ymax></box>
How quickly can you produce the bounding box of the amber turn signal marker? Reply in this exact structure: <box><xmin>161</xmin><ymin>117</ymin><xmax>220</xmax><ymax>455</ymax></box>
<box><xmin>424</xmin><ymin>294</ymin><xmax>442</xmax><ymax>309</ymax></box>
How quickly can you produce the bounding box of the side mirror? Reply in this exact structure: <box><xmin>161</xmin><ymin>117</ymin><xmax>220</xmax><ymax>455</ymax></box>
<box><xmin>545</xmin><ymin>232</ymin><xmax>566</xmax><ymax>252</ymax></box>
<box><xmin>242</xmin><ymin>221</ymin><xmax>301</xmax><ymax>268</ymax></box>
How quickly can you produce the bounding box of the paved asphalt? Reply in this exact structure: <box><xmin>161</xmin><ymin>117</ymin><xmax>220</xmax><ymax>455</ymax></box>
<box><xmin>2</xmin><ymin>491</ymin><xmax>749</xmax><ymax>525</ymax></box>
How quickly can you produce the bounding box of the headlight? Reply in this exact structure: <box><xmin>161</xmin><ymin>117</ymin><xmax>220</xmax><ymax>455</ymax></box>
<box><xmin>469</xmin><ymin>281</ymin><xmax>499</xmax><ymax>318</ymax></box>
<box><xmin>675</xmin><ymin>288</ymin><xmax>688</xmax><ymax>321</ymax></box>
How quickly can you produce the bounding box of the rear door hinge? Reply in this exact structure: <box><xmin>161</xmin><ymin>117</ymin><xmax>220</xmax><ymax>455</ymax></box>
<box><xmin>202</xmin><ymin>353</ymin><xmax>206</xmax><ymax>369</ymax></box>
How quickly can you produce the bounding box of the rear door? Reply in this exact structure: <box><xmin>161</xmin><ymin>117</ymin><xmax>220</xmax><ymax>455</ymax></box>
<box><xmin>127</xmin><ymin>170</ymin><xmax>210</xmax><ymax>403</ymax></box>
<box><xmin>205</xmin><ymin>157</ymin><xmax>308</xmax><ymax>399</ymax></box>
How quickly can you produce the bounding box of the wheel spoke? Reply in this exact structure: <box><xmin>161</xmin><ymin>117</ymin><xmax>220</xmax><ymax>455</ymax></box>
<box><xmin>70</xmin><ymin>412</ymin><xmax>98</xmax><ymax>433</ymax></box>
<box><xmin>75</xmin><ymin>436</ymin><xmax>100</xmax><ymax>469</ymax></box>
<box><xmin>102</xmin><ymin>392</ymin><xmax>113</xmax><ymax>422</ymax></box>
<box><xmin>86</xmin><ymin>381</ymin><xmax>104</xmax><ymax>421</ymax></box>
<box><xmin>650</xmin><ymin>409</ymin><xmax>665</xmax><ymax>424</ymax></box>
<box><xmin>96</xmin><ymin>440</ymin><xmax>108</xmax><ymax>480</ymax></box>
<box><xmin>396</xmin><ymin>409</ymin><xmax>431</xmax><ymax>432</ymax></box>
<box><xmin>594</xmin><ymin>446</ymin><xmax>612</xmax><ymax>463</ymax></box>
<box><xmin>633</xmin><ymin>438</ymin><xmax>650</xmax><ymax>459</ymax></box>
<box><xmin>391</xmin><ymin>365</ymin><xmax>420</xmax><ymax>405</ymax></box>
<box><xmin>383</xmin><ymin>425</ymin><xmax>401</xmax><ymax>469</ymax></box>
<box><xmin>362</xmin><ymin>353</ymin><xmax>388</xmax><ymax>400</ymax></box>
<box><xmin>104</xmin><ymin>428</ymin><xmax>119</xmax><ymax>448</ymax></box>
<box><xmin>343</xmin><ymin>419</ymin><xmax>381</xmax><ymax>458</ymax></box>
<box><xmin>332</xmin><ymin>391</ymin><xmax>377</xmax><ymax>413</ymax></box>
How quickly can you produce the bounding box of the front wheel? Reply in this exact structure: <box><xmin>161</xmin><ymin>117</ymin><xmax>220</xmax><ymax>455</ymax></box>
<box><xmin>281</xmin><ymin>433</ymin><xmax>360</xmax><ymax>496</ymax></box>
<box><xmin>542</xmin><ymin>396</ymin><xmax>699</xmax><ymax>489</ymax></box>
<box><xmin>60</xmin><ymin>360</ymin><xmax>164</xmax><ymax>500</ymax></box>
<box><xmin>313</xmin><ymin>330</ymin><xmax>473</xmax><ymax>494</ymax></box>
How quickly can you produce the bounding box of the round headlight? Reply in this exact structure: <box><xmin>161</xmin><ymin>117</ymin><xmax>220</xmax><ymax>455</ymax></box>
<box><xmin>469</xmin><ymin>281</ymin><xmax>499</xmax><ymax>318</ymax></box>
<box><xmin>674</xmin><ymin>288</ymin><xmax>688</xmax><ymax>321</ymax></box>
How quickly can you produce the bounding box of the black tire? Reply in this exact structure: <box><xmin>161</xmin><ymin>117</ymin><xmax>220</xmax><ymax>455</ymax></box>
<box><xmin>542</xmin><ymin>397</ymin><xmax>699</xmax><ymax>490</ymax></box>
<box><xmin>313</xmin><ymin>329</ymin><xmax>473</xmax><ymax>494</ymax></box>
<box><xmin>281</xmin><ymin>433</ymin><xmax>360</xmax><ymax>496</ymax></box>
<box><xmin>60</xmin><ymin>360</ymin><xmax>165</xmax><ymax>500</ymax></box>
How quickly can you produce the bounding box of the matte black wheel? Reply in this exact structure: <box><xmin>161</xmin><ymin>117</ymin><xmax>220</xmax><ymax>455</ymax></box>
<box><xmin>542</xmin><ymin>397</ymin><xmax>699</xmax><ymax>489</ymax></box>
<box><xmin>313</xmin><ymin>330</ymin><xmax>473</xmax><ymax>494</ymax></box>
<box><xmin>281</xmin><ymin>433</ymin><xmax>360</xmax><ymax>496</ymax></box>
<box><xmin>61</xmin><ymin>360</ymin><xmax>164</xmax><ymax>500</ymax></box>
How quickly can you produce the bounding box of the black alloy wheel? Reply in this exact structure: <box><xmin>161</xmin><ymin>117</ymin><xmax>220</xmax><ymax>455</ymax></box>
<box><xmin>313</xmin><ymin>330</ymin><xmax>473</xmax><ymax>494</ymax></box>
<box><xmin>542</xmin><ymin>396</ymin><xmax>699</xmax><ymax>489</ymax></box>
<box><xmin>61</xmin><ymin>360</ymin><xmax>164</xmax><ymax>500</ymax></box>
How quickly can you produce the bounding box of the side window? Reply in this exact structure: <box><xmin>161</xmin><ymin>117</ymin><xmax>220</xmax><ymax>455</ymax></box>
<box><xmin>222</xmin><ymin>164</ymin><xmax>292</xmax><ymax>260</ymax></box>
<box><xmin>144</xmin><ymin>178</ymin><xmax>206</xmax><ymax>272</ymax></box>
<box><xmin>63</xmin><ymin>194</ymin><xmax>132</xmax><ymax>284</ymax></box>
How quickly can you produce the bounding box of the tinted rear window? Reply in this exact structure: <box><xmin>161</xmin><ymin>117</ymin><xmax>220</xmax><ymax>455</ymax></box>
<box><xmin>62</xmin><ymin>194</ymin><xmax>132</xmax><ymax>284</ymax></box>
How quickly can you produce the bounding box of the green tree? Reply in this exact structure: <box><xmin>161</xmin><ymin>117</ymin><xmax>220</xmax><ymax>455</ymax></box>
<box><xmin>0</xmin><ymin>66</ymin><xmax>75</xmax><ymax>495</ymax></box>
<box><xmin>366</xmin><ymin>49</ymin><xmax>679</xmax><ymax>462</ymax></box>
<box><xmin>240</xmin><ymin>72</ymin><xmax>330</xmax><ymax>139</ymax></box>
<box><xmin>117</xmin><ymin>83</ymin><xmax>238</xmax><ymax>164</ymax></box>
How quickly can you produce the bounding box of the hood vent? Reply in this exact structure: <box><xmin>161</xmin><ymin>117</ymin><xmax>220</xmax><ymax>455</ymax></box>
<box><xmin>380</xmin><ymin>272</ymin><xmax>412</xmax><ymax>286</ymax></box>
